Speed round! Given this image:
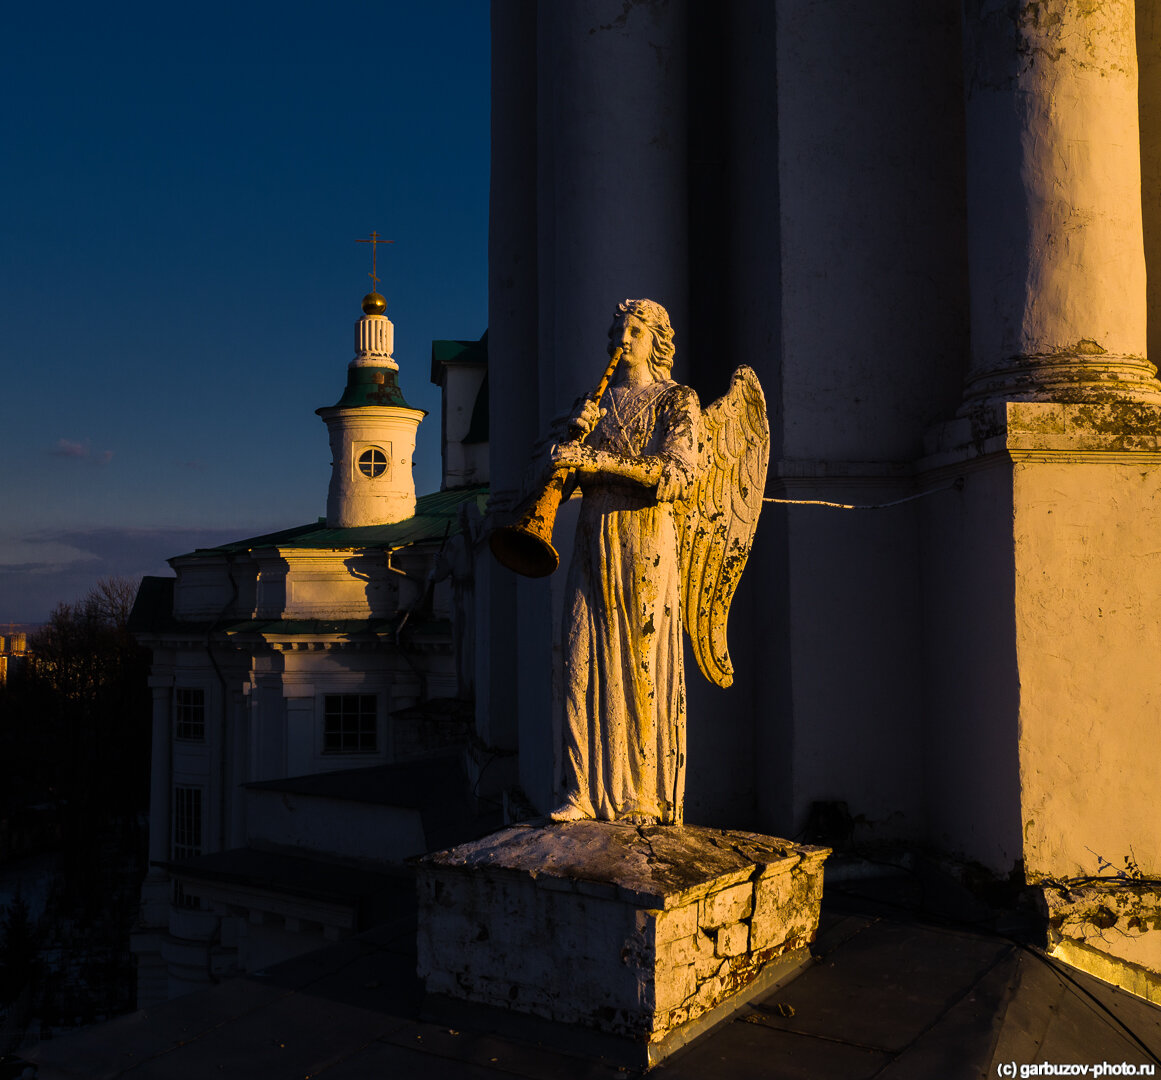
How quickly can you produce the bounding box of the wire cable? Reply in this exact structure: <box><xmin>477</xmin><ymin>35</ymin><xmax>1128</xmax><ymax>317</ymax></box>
<box><xmin>763</xmin><ymin>476</ymin><xmax>964</xmax><ymax>510</ymax></box>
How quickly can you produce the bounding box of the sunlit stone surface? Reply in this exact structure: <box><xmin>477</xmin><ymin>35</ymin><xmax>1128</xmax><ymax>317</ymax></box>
<box><xmin>493</xmin><ymin>300</ymin><xmax>769</xmax><ymax>826</ymax></box>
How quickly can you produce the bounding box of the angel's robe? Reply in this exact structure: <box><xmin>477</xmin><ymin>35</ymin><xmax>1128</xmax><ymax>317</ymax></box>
<box><xmin>560</xmin><ymin>378</ymin><xmax>701</xmax><ymax>825</ymax></box>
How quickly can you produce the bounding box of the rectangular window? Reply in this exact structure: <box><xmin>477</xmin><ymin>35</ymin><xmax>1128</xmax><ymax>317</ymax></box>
<box><xmin>172</xmin><ymin>786</ymin><xmax>203</xmax><ymax>862</ymax></box>
<box><xmin>323</xmin><ymin>694</ymin><xmax>378</xmax><ymax>753</ymax></box>
<box><xmin>175</xmin><ymin>688</ymin><xmax>206</xmax><ymax>741</ymax></box>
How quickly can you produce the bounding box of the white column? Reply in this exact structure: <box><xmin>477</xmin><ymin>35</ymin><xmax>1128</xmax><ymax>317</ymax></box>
<box><xmin>962</xmin><ymin>0</ymin><xmax>1161</xmax><ymax>404</ymax></box>
<box><xmin>537</xmin><ymin>0</ymin><xmax>691</xmax><ymax>416</ymax></box>
<box><xmin>141</xmin><ymin>678</ymin><xmax>173</xmax><ymax>925</ymax></box>
<box><xmin>506</xmin><ymin>0</ymin><xmax>691</xmax><ymax>813</ymax></box>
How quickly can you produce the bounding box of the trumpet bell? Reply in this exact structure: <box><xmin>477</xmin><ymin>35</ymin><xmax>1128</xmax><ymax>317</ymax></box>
<box><xmin>489</xmin><ymin>526</ymin><xmax>560</xmax><ymax>578</ymax></box>
<box><xmin>489</xmin><ymin>469</ymin><xmax>567</xmax><ymax>577</ymax></box>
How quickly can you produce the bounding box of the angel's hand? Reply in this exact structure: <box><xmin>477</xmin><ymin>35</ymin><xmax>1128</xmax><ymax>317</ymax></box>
<box><xmin>567</xmin><ymin>396</ymin><xmax>605</xmax><ymax>439</ymax></box>
<box><xmin>550</xmin><ymin>441</ymin><xmax>587</xmax><ymax>472</ymax></box>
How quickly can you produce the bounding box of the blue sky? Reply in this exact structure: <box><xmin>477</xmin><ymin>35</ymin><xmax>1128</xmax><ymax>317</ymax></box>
<box><xmin>1</xmin><ymin>1</ymin><xmax>490</xmax><ymax>623</ymax></box>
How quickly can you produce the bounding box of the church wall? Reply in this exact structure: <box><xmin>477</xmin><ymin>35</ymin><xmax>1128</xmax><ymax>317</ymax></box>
<box><xmin>786</xmin><ymin>494</ymin><xmax>926</xmax><ymax>842</ymax></box>
<box><xmin>772</xmin><ymin>0</ymin><xmax>968</xmax><ymax>463</ymax></box>
<box><xmin>275</xmin><ymin>649</ymin><xmax>426</xmax><ymax>778</ymax></box>
<box><xmin>168</xmin><ymin>650</ymin><xmax>231</xmax><ymax>859</ymax></box>
<box><xmin>249</xmin><ymin>669</ymin><xmax>288</xmax><ymax>783</ymax></box>
<box><xmin>739</xmin><ymin>0</ymin><xmax>970</xmax><ymax>840</ymax></box>
<box><xmin>172</xmin><ymin>554</ymin><xmax>257</xmax><ymax>621</ymax></box>
<box><xmin>919</xmin><ymin>455</ymin><xmax>1023</xmax><ymax>874</ymax></box>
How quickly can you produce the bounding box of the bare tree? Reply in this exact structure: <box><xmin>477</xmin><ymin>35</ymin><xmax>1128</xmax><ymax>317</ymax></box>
<box><xmin>85</xmin><ymin>577</ymin><xmax>138</xmax><ymax>631</ymax></box>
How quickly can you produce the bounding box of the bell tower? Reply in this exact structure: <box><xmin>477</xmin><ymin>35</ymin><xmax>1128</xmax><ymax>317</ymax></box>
<box><xmin>316</xmin><ymin>283</ymin><xmax>426</xmax><ymax>528</ymax></box>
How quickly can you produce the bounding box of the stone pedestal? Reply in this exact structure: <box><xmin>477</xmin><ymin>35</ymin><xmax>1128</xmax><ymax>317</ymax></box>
<box><xmin>416</xmin><ymin>821</ymin><xmax>828</xmax><ymax>1067</ymax></box>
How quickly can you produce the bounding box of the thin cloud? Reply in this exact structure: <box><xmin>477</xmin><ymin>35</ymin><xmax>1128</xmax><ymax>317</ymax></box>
<box><xmin>47</xmin><ymin>439</ymin><xmax>114</xmax><ymax>464</ymax></box>
<box><xmin>0</xmin><ymin>525</ymin><xmax>279</xmax><ymax>622</ymax></box>
<box><xmin>0</xmin><ymin>536</ymin><xmax>100</xmax><ymax>571</ymax></box>
<box><xmin>51</xmin><ymin>438</ymin><xmax>89</xmax><ymax>458</ymax></box>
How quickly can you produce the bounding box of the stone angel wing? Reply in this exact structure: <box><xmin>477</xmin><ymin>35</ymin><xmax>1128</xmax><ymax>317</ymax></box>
<box><xmin>676</xmin><ymin>366</ymin><xmax>770</xmax><ymax>688</ymax></box>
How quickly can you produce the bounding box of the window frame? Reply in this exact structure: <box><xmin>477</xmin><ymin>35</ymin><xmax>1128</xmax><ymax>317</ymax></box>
<box><xmin>321</xmin><ymin>693</ymin><xmax>379</xmax><ymax>755</ymax></box>
<box><xmin>174</xmin><ymin>687</ymin><xmax>206</xmax><ymax>742</ymax></box>
<box><xmin>172</xmin><ymin>784</ymin><xmax>204</xmax><ymax>862</ymax></box>
<box><xmin>353</xmin><ymin>440</ymin><xmax>392</xmax><ymax>482</ymax></box>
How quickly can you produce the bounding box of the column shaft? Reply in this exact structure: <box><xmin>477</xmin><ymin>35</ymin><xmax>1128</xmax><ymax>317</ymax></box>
<box><xmin>962</xmin><ymin>0</ymin><xmax>1161</xmax><ymax>403</ymax></box>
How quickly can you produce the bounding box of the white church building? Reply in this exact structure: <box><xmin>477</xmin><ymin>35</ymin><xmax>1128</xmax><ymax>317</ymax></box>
<box><xmin>130</xmin><ymin>289</ymin><xmax>490</xmax><ymax>1005</ymax></box>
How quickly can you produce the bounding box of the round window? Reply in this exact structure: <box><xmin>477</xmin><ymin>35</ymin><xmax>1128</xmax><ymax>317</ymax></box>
<box><xmin>357</xmin><ymin>447</ymin><xmax>388</xmax><ymax>478</ymax></box>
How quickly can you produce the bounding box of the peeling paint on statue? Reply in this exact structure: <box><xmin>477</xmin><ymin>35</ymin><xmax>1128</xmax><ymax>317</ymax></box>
<box><xmin>497</xmin><ymin>299</ymin><xmax>770</xmax><ymax>826</ymax></box>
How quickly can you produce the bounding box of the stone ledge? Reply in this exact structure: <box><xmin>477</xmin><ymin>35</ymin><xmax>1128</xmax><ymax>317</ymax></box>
<box><xmin>416</xmin><ymin>822</ymin><xmax>828</xmax><ymax>1064</ymax></box>
<box><xmin>420</xmin><ymin>819</ymin><xmax>827</xmax><ymax>908</ymax></box>
<box><xmin>923</xmin><ymin>401</ymin><xmax>1161</xmax><ymax>469</ymax></box>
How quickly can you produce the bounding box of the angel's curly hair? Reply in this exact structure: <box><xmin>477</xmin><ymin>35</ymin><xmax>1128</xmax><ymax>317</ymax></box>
<box><xmin>613</xmin><ymin>298</ymin><xmax>676</xmax><ymax>378</ymax></box>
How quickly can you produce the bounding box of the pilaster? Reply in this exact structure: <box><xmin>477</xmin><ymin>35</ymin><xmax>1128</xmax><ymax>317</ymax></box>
<box><xmin>919</xmin><ymin>5</ymin><xmax>1161</xmax><ymax>994</ymax></box>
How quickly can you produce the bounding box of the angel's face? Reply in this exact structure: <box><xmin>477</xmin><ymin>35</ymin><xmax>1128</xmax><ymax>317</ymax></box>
<box><xmin>609</xmin><ymin>312</ymin><xmax>654</xmax><ymax>379</ymax></box>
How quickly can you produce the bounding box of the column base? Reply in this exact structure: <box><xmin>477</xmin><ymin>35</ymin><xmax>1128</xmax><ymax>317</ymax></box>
<box><xmin>1040</xmin><ymin>881</ymin><xmax>1161</xmax><ymax>1004</ymax></box>
<box><xmin>960</xmin><ymin>350</ymin><xmax>1161</xmax><ymax>410</ymax></box>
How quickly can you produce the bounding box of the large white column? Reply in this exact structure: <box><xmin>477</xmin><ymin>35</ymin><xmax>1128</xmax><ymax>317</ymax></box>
<box><xmin>142</xmin><ymin>679</ymin><xmax>173</xmax><ymax>915</ymax></box>
<box><xmin>483</xmin><ymin>0</ymin><xmax>540</xmax><ymax>768</ymax></box>
<box><xmin>536</xmin><ymin>0</ymin><xmax>690</xmax><ymax>415</ymax></box>
<box><xmin>493</xmin><ymin>1</ymin><xmax>692</xmax><ymax>813</ymax></box>
<box><xmin>962</xmin><ymin>0</ymin><xmax>1161</xmax><ymax>404</ymax></box>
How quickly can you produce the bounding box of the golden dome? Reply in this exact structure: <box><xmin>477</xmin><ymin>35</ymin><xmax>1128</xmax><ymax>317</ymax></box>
<box><xmin>361</xmin><ymin>291</ymin><xmax>387</xmax><ymax>316</ymax></box>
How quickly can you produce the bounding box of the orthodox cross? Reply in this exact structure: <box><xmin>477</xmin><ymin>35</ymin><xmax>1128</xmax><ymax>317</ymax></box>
<box><xmin>356</xmin><ymin>231</ymin><xmax>394</xmax><ymax>292</ymax></box>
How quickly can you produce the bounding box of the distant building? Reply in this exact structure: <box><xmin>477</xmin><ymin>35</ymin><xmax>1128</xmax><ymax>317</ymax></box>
<box><xmin>130</xmin><ymin>289</ymin><xmax>490</xmax><ymax>1005</ymax></box>
<box><xmin>0</xmin><ymin>631</ymin><xmax>30</xmax><ymax>686</ymax></box>
<box><xmin>431</xmin><ymin>331</ymin><xmax>489</xmax><ymax>490</ymax></box>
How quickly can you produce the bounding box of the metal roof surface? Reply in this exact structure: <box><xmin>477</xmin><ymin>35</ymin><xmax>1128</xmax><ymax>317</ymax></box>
<box><xmin>27</xmin><ymin>865</ymin><xmax>1161</xmax><ymax>1079</ymax></box>
<box><xmin>176</xmin><ymin>486</ymin><xmax>488</xmax><ymax>559</ymax></box>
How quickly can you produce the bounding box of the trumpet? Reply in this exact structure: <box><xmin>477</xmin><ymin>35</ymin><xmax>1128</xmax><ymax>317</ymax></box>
<box><xmin>489</xmin><ymin>347</ymin><xmax>624</xmax><ymax>577</ymax></box>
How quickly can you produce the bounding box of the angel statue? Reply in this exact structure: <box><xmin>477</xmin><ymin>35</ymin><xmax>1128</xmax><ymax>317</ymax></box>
<box><xmin>490</xmin><ymin>298</ymin><xmax>769</xmax><ymax>826</ymax></box>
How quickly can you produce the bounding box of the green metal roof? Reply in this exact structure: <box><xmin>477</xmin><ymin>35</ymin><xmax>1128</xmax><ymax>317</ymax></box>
<box><xmin>176</xmin><ymin>485</ymin><xmax>488</xmax><ymax>560</ymax></box>
<box><xmin>317</xmin><ymin>363</ymin><xmax>424</xmax><ymax>412</ymax></box>
<box><xmin>429</xmin><ymin>329</ymin><xmax>487</xmax><ymax>385</ymax></box>
<box><xmin>221</xmin><ymin>616</ymin><xmax>451</xmax><ymax>638</ymax></box>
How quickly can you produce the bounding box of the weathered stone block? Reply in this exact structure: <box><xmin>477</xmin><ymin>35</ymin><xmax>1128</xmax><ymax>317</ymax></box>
<box><xmin>650</xmin><ymin>902</ymin><xmax>699</xmax><ymax>944</ymax></box>
<box><xmin>416</xmin><ymin>821</ymin><xmax>828</xmax><ymax>1061</ymax></box>
<box><xmin>702</xmin><ymin>882</ymin><xmax>753</xmax><ymax>928</ymax></box>
<box><xmin>694</xmin><ymin>931</ymin><xmax>725</xmax><ymax>979</ymax></box>
<box><xmin>656</xmin><ymin>933</ymin><xmax>699</xmax><ymax>968</ymax></box>
<box><xmin>716</xmin><ymin>922</ymin><xmax>750</xmax><ymax>958</ymax></box>
<box><xmin>650</xmin><ymin>960</ymin><xmax>697</xmax><ymax>1012</ymax></box>
<box><xmin>751</xmin><ymin>854</ymin><xmax>827</xmax><ymax>953</ymax></box>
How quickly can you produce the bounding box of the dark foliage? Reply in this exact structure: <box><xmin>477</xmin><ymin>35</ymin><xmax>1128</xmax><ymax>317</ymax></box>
<box><xmin>0</xmin><ymin>577</ymin><xmax>151</xmax><ymax>1035</ymax></box>
<box><xmin>2</xmin><ymin>577</ymin><xmax>151</xmax><ymax>846</ymax></box>
<box><xmin>0</xmin><ymin>896</ymin><xmax>38</xmax><ymax>1006</ymax></box>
